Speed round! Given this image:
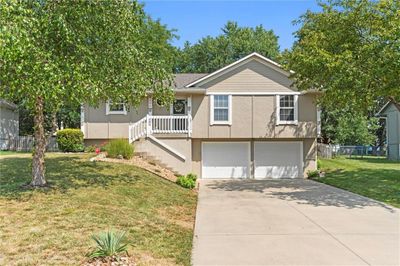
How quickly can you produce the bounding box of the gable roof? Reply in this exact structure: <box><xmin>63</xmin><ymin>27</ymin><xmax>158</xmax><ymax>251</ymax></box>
<box><xmin>377</xmin><ymin>100</ymin><xmax>400</xmax><ymax>115</ymax></box>
<box><xmin>174</xmin><ymin>73</ymin><xmax>208</xmax><ymax>89</ymax></box>
<box><xmin>185</xmin><ymin>52</ymin><xmax>292</xmax><ymax>88</ymax></box>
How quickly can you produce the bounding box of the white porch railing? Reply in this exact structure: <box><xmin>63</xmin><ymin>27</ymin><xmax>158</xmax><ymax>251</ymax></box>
<box><xmin>129</xmin><ymin>115</ymin><xmax>192</xmax><ymax>143</ymax></box>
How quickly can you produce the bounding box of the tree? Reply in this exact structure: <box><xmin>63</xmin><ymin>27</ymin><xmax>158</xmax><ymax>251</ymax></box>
<box><xmin>285</xmin><ymin>0</ymin><xmax>400</xmax><ymax>113</ymax></box>
<box><xmin>175</xmin><ymin>21</ymin><xmax>280</xmax><ymax>73</ymax></box>
<box><xmin>0</xmin><ymin>0</ymin><xmax>175</xmax><ymax>186</ymax></box>
<box><xmin>321</xmin><ymin>108</ymin><xmax>380</xmax><ymax>145</ymax></box>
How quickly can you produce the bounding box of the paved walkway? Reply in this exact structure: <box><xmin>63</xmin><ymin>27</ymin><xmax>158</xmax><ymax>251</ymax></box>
<box><xmin>192</xmin><ymin>179</ymin><xmax>399</xmax><ymax>265</ymax></box>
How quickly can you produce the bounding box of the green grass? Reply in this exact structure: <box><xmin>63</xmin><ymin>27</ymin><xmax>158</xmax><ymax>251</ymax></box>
<box><xmin>314</xmin><ymin>156</ymin><xmax>400</xmax><ymax>208</ymax></box>
<box><xmin>0</xmin><ymin>153</ymin><xmax>197</xmax><ymax>265</ymax></box>
<box><xmin>0</xmin><ymin>150</ymin><xmax>30</xmax><ymax>156</ymax></box>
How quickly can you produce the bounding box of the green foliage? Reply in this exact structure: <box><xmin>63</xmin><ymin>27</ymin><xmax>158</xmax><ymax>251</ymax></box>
<box><xmin>175</xmin><ymin>21</ymin><xmax>280</xmax><ymax>73</ymax></box>
<box><xmin>0</xmin><ymin>0</ymin><xmax>175</xmax><ymax>111</ymax></box>
<box><xmin>317</xmin><ymin>159</ymin><xmax>321</xmax><ymax>170</ymax></box>
<box><xmin>105</xmin><ymin>139</ymin><xmax>134</xmax><ymax>159</ymax></box>
<box><xmin>85</xmin><ymin>145</ymin><xmax>97</xmax><ymax>153</ymax></box>
<box><xmin>0</xmin><ymin>0</ymin><xmax>175</xmax><ymax>183</ymax></box>
<box><xmin>176</xmin><ymin>173</ymin><xmax>197</xmax><ymax>189</ymax></box>
<box><xmin>307</xmin><ymin>170</ymin><xmax>320</xmax><ymax>178</ymax></box>
<box><xmin>56</xmin><ymin>129</ymin><xmax>84</xmax><ymax>152</ymax></box>
<box><xmin>87</xmin><ymin>231</ymin><xmax>128</xmax><ymax>259</ymax></box>
<box><xmin>321</xmin><ymin>108</ymin><xmax>380</xmax><ymax>145</ymax></box>
<box><xmin>285</xmin><ymin>0</ymin><xmax>400</xmax><ymax>112</ymax></box>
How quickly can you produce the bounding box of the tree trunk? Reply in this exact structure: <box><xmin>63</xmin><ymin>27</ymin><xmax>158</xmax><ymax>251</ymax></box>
<box><xmin>31</xmin><ymin>96</ymin><xmax>46</xmax><ymax>187</ymax></box>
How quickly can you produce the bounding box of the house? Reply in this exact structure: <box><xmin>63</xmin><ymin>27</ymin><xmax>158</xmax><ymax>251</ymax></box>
<box><xmin>0</xmin><ymin>99</ymin><xmax>19</xmax><ymax>150</ymax></box>
<box><xmin>378</xmin><ymin>100</ymin><xmax>400</xmax><ymax>161</ymax></box>
<box><xmin>82</xmin><ymin>53</ymin><xmax>319</xmax><ymax>178</ymax></box>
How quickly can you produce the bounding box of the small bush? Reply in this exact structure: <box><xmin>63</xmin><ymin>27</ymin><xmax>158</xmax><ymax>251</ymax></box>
<box><xmin>87</xmin><ymin>230</ymin><xmax>128</xmax><ymax>259</ymax></box>
<box><xmin>85</xmin><ymin>145</ymin><xmax>97</xmax><ymax>153</ymax></box>
<box><xmin>105</xmin><ymin>139</ymin><xmax>134</xmax><ymax>159</ymax></box>
<box><xmin>176</xmin><ymin>173</ymin><xmax>197</xmax><ymax>189</ymax></box>
<box><xmin>307</xmin><ymin>170</ymin><xmax>320</xmax><ymax>178</ymax></box>
<box><xmin>57</xmin><ymin>128</ymin><xmax>84</xmax><ymax>152</ymax></box>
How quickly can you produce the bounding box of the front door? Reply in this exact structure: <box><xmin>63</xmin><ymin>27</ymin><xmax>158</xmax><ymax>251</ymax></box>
<box><xmin>172</xmin><ymin>99</ymin><xmax>186</xmax><ymax>115</ymax></box>
<box><xmin>172</xmin><ymin>99</ymin><xmax>187</xmax><ymax>131</ymax></box>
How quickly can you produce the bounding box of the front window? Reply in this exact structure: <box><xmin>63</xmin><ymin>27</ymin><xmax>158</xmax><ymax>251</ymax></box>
<box><xmin>211</xmin><ymin>95</ymin><xmax>231</xmax><ymax>125</ymax></box>
<box><xmin>106</xmin><ymin>101</ymin><xmax>127</xmax><ymax>115</ymax></box>
<box><xmin>277</xmin><ymin>95</ymin><xmax>298</xmax><ymax>124</ymax></box>
<box><xmin>279</xmin><ymin>95</ymin><xmax>295</xmax><ymax>121</ymax></box>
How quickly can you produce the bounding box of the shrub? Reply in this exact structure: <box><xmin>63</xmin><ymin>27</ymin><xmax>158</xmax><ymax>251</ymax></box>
<box><xmin>85</xmin><ymin>145</ymin><xmax>97</xmax><ymax>153</ymax></box>
<box><xmin>57</xmin><ymin>128</ymin><xmax>84</xmax><ymax>152</ymax></box>
<box><xmin>105</xmin><ymin>139</ymin><xmax>134</xmax><ymax>159</ymax></box>
<box><xmin>176</xmin><ymin>173</ymin><xmax>197</xmax><ymax>189</ymax></box>
<box><xmin>307</xmin><ymin>170</ymin><xmax>320</xmax><ymax>178</ymax></box>
<box><xmin>87</xmin><ymin>230</ymin><xmax>128</xmax><ymax>259</ymax></box>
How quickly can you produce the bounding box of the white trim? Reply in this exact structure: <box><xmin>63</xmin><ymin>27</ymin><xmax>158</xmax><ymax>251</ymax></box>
<box><xmin>206</xmin><ymin>91</ymin><xmax>300</xmax><ymax>96</ymax></box>
<box><xmin>106</xmin><ymin>101</ymin><xmax>127</xmax><ymax>115</ymax></box>
<box><xmin>148</xmin><ymin>135</ymin><xmax>186</xmax><ymax>161</ymax></box>
<box><xmin>276</xmin><ymin>94</ymin><xmax>298</xmax><ymax>125</ymax></box>
<box><xmin>377</xmin><ymin>101</ymin><xmax>391</xmax><ymax>116</ymax></box>
<box><xmin>210</xmin><ymin>94</ymin><xmax>232</xmax><ymax>125</ymax></box>
<box><xmin>80</xmin><ymin>105</ymin><xmax>86</xmax><ymax>138</ymax></box>
<box><xmin>186</xmin><ymin>52</ymin><xmax>293</xmax><ymax>88</ymax></box>
<box><xmin>201</xmin><ymin>141</ymin><xmax>251</xmax><ymax>179</ymax></box>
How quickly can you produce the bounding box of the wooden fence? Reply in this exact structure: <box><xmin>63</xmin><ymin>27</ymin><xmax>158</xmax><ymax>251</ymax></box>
<box><xmin>0</xmin><ymin>136</ymin><xmax>58</xmax><ymax>152</ymax></box>
<box><xmin>317</xmin><ymin>143</ymin><xmax>334</xmax><ymax>159</ymax></box>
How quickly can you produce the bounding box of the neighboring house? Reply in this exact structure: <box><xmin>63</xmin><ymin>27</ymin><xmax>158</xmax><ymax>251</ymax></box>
<box><xmin>378</xmin><ymin>101</ymin><xmax>400</xmax><ymax>161</ymax></box>
<box><xmin>82</xmin><ymin>53</ymin><xmax>319</xmax><ymax>178</ymax></box>
<box><xmin>0</xmin><ymin>99</ymin><xmax>19</xmax><ymax>150</ymax></box>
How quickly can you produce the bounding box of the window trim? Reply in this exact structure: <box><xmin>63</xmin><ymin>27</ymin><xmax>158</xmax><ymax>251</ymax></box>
<box><xmin>210</xmin><ymin>94</ymin><xmax>232</xmax><ymax>125</ymax></box>
<box><xmin>276</xmin><ymin>94</ymin><xmax>298</xmax><ymax>125</ymax></box>
<box><xmin>106</xmin><ymin>101</ymin><xmax>127</xmax><ymax>115</ymax></box>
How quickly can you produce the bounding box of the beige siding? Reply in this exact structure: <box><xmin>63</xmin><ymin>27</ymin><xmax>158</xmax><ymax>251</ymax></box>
<box><xmin>84</xmin><ymin>101</ymin><xmax>147</xmax><ymax>139</ymax></box>
<box><xmin>190</xmin><ymin>94</ymin><xmax>317</xmax><ymax>139</ymax></box>
<box><xmin>202</xmin><ymin>60</ymin><xmax>295</xmax><ymax>93</ymax></box>
<box><xmin>135</xmin><ymin>137</ymin><xmax>192</xmax><ymax>174</ymax></box>
<box><xmin>0</xmin><ymin>106</ymin><xmax>19</xmax><ymax>149</ymax></box>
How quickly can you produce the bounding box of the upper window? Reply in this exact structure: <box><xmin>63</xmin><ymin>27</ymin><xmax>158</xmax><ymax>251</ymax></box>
<box><xmin>106</xmin><ymin>101</ymin><xmax>127</xmax><ymax>115</ymax></box>
<box><xmin>210</xmin><ymin>95</ymin><xmax>231</xmax><ymax>125</ymax></box>
<box><xmin>277</xmin><ymin>95</ymin><xmax>298</xmax><ymax>124</ymax></box>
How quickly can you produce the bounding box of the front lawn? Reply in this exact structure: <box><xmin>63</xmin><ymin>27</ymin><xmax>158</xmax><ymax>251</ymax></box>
<box><xmin>315</xmin><ymin>156</ymin><xmax>400</xmax><ymax>208</ymax></box>
<box><xmin>0</xmin><ymin>153</ymin><xmax>197</xmax><ymax>265</ymax></box>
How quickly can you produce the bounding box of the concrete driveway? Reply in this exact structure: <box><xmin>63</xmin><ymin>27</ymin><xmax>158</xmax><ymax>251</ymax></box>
<box><xmin>192</xmin><ymin>179</ymin><xmax>399</xmax><ymax>265</ymax></box>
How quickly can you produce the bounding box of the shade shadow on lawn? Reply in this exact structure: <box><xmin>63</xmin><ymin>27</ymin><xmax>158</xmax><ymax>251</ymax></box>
<box><xmin>0</xmin><ymin>155</ymin><xmax>140</xmax><ymax>199</ymax></box>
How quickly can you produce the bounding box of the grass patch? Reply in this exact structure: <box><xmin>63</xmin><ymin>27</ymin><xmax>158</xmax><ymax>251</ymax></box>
<box><xmin>0</xmin><ymin>153</ymin><xmax>197</xmax><ymax>265</ymax></box>
<box><xmin>314</xmin><ymin>156</ymin><xmax>400</xmax><ymax>208</ymax></box>
<box><xmin>0</xmin><ymin>150</ymin><xmax>30</xmax><ymax>156</ymax></box>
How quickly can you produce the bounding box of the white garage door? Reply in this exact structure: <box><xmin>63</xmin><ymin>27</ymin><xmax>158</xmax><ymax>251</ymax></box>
<box><xmin>254</xmin><ymin>142</ymin><xmax>303</xmax><ymax>179</ymax></box>
<box><xmin>202</xmin><ymin>142</ymin><xmax>250</xmax><ymax>179</ymax></box>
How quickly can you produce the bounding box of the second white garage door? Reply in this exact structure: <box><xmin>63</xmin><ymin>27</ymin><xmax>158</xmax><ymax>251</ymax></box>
<box><xmin>202</xmin><ymin>142</ymin><xmax>250</xmax><ymax>179</ymax></box>
<box><xmin>254</xmin><ymin>141</ymin><xmax>303</xmax><ymax>179</ymax></box>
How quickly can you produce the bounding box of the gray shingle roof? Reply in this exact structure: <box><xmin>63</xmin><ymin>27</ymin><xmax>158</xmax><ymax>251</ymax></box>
<box><xmin>173</xmin><ymin>73</ymin><xmax>208</xmax><ymax>89</ymax></box>
<box><xmin>0</xmin><ymin>99</ymin><xmax>17</xmax><ymax>110</ymax></box>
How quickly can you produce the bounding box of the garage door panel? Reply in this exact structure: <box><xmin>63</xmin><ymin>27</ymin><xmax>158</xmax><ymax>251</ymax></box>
<box><xmin>255</xmin><ymin>142</ymin><xmax>302</xmax><ymax>179</ymax></box>
<box><xmin>202</xmin><ymin>142</ymin><xmax>250</xmax><ymax>179</ymax></box>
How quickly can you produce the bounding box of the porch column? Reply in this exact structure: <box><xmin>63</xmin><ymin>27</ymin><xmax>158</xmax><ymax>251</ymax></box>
<box><xmin>187</xmin><ymin>96</ymin><xmax>192</xmax><ymax>137</ymax></box>
<box><xmin>147</xmin><ymin>97</ymin><xmax>153</xmax><ymax>115</ymax></box>
<box><xmin>147</xmin><ymin>97</ymin><xmax>153</xmax><ymax>137</ymax></box>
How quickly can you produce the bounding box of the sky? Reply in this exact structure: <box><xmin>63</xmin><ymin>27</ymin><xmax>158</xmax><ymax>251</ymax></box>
<box><xmin>142</xmin><ymin>0</ymin><xmax>321</xmax><ymax>51</ymax></box>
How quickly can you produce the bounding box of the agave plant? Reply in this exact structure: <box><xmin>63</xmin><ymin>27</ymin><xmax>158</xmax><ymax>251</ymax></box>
<box><xmin>87</xmin><ymin>230</ymin><xmax>128</xmax><ymax>259</ymax></box>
